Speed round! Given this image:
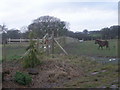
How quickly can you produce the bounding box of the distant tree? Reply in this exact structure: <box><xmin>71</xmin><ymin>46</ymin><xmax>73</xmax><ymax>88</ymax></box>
<box><xmin>109</xmin><ymin>25</ymin><xmax>119</xmax><ymax>39</ymax></box>
<box><xmin>100</xmin><ymin>25</ymin><xmax>120</xmax><ymax>39</ymax></box>
<box><xmin>7</xmin><ymin>29</ymin><xmax>21</xmax><ymax>39</ymax></box>
<box><xmin>21</xmin><ymin>31</ymin><xmax>29</xmax><ymax>39</ymax></box>
<box><xmin>83</xmin><ymin>29</ymin><xmax>88</xmax><ymax>34</ymax></box>
<box><xmin>66</xmin><ymin>31</ymin><xmax>75</xmax><ymax>38</ymax></box>
<box><xmin>101</xmin><ymin>27</ymin><xmax>110</xmax><ymax>39</ymax></box>
<box><xmin>89</xmin><ymin>31</ymin><xmax>102</xmax><ymax>40</ymax></box>
<box><xmin>28</xmin><ymin>15</ymin><xmax>68</xmax><ymax>38</ymax></box>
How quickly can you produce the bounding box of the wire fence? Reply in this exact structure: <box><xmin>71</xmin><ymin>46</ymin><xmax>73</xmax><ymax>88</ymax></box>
<box><xmin>1</xmin><ymin>36</ymin><xmax>118</xmax><ymax>63</ymax></box>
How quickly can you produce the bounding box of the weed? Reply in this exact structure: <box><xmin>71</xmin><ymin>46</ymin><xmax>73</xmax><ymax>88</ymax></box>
<box><xmin>14</xmin><ymin>71</ymin><xmax>32</xmax><ymax>85</ymax></box>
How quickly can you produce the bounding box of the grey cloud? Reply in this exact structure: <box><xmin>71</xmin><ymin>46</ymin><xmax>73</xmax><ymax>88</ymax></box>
<box><xmin>0</xmin><ymin>0</ymin><xmax>118</xmax><ymax>32</ymax></box>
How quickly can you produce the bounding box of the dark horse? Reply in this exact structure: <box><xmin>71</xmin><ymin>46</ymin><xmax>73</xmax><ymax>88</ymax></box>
<box><xmin>95</xmin><ymin>39</ymin><xmax>109</xmax><ymax>49</ymax></box>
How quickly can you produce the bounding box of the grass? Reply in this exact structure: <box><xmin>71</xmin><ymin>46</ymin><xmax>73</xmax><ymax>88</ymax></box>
<box><xmin>0</xmin><ymin>39</ymin><xmax>118</xmax><ymax>62</ymax></box>
<box><xmin>59</xmin><ymin>55</ymin><xmax>119</xmax><ymax>88</ymax></box>
<box><xmin>1</xmin><ymin>43</ymin><xmax>28</xmax><ymax>61</ymax></box>
<box><xmin>63</xmin><ymin>39</ymin><xmax>118</xmax><ymax>57</ymax></box>
<box><xmin>41</xmin><ymin>55</ymin><xmax>118</xmax><ymax>88</ymax></box>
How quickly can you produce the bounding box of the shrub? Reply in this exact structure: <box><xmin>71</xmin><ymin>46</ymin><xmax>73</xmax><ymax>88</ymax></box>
<box><xmin>14</xmin><ymin>72</ymin><xmax>32</xmax><ymax>85</ymax></box>
<box><xmin>23</xmin><ymin>31</ymin><xmax>41</xmax><ymax>68</ymax></box>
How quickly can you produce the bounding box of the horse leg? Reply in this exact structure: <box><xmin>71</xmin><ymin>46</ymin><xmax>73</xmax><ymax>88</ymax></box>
<box><xmin>101</xmin><ymin>46</ymin><xmax>103</xmax><ymax>50</ymax></box>
<box><xmin>98</xmin><ymin>46</ymin><xmax>102</xmax><ymax>50</ymax></box>
<box><xmin>99</xmin><ymin>45</ymin><xmax>103</xmax><ymax>50</ymax></box>
<box><xmin>98</xmin><ymin>46</ymin><xmax>100</xmax><ymax>49</ymax></box>
<box><xmin>106</xmin><ymin>46</ymin><xmax>108</xmax><ymax>49</ymax></box>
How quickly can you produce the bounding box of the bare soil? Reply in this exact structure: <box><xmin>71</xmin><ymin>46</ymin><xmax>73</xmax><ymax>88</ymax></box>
<box><xmin>2</xmin><ymin>57</ymin><xmax>84</xmax><ymax>88</ymax></box>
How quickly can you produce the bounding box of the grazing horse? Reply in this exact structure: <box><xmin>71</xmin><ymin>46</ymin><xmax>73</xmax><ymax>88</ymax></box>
<box><xmin>95</xmin><ymin>39</ymin><xmax>109</xmax><ymax>49</ymax></box>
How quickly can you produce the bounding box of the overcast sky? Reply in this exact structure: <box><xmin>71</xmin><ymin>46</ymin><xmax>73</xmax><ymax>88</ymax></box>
<box><xmin>0</xmin><ymin>0</ymin><xmax>119</xmax><ymax>32</ymax></box>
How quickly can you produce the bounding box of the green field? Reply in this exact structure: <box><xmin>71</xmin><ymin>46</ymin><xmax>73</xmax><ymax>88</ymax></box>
<box><xmin>63</xmin><ymin>39</ymin><xmax>118</xmax><ymax>57</ymax></box>
<box><xmin>0</xmin><ymin>39</ymin><xmax>118</xmax><ymax>61</ymax></box>
<box><xmin>1</xmin><ymin>43</ymin><xmax>28</xmax><ymax>61</ymax></box>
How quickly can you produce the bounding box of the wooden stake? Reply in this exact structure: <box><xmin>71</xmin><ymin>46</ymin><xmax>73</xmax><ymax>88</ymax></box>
<box><xmin>46</xmin><ymin>34</ymin><xmax>49</xmax><ymax>56</ymax></box>
<box><xmin>51</xmin><ymin>31</ymin><xmax>54</xmax><ymax>57</ymax></box>
<box><xmin>54</xmin><ymin>39</ymin><xmax>68</xmax><ymax>55</ymax></box>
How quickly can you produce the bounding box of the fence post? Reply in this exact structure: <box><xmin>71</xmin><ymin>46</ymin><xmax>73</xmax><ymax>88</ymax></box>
<box><xmin>8</xmin><ymin>38</ymin><xmax>10</xmax><ymax>43</ymax></box>
<box><xmin>20</xmin><ymin>38</ymin><xmax>21</xmax><ymax>43</ymax></box>
<box><xmin>46</xmin><ymin>34</ymin><xmax>49</xmax><ymax>56</ymax></box>
<box><xmin>51</xmin><ymin>31</ymin><xmax>54</xmax><ymax>57</ymax></box>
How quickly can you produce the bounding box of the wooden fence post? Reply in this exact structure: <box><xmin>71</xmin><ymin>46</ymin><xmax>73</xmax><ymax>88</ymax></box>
<box><xmin>20</xmin><ymin>38</ymin><xmax>21</xmax><ymax>43</ymax></box>
<box><xmin>51</xmin><ymin>31</ymin><xmax>54</xmax><ymax>57</ymax></box>
<box><xmin>46</xmin><ymin>33</ymin><xmax>49</xmax><ymax>56</ymax></box>
<box><xmin>8</xmin><ymin>38</ymin><xmax>10</xmax><ymax>43</ymax></box>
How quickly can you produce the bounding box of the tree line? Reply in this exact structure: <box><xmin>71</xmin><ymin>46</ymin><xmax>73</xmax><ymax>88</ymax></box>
<box><xmin>0</xmin><ymin>15</ymin><xmax>120</xmax><ymax>42</ymax></box>
<box><xmin>67</xmin><ymin>25</ymin><xmax>119</xmax><ymax>40</ymax></box>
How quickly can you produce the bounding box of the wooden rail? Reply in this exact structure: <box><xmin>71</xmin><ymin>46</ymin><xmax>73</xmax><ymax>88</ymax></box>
<box><xmin>7</xmin><ymin>38</ymin><xmax>42</xmax><ymax>43</ymax></box>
